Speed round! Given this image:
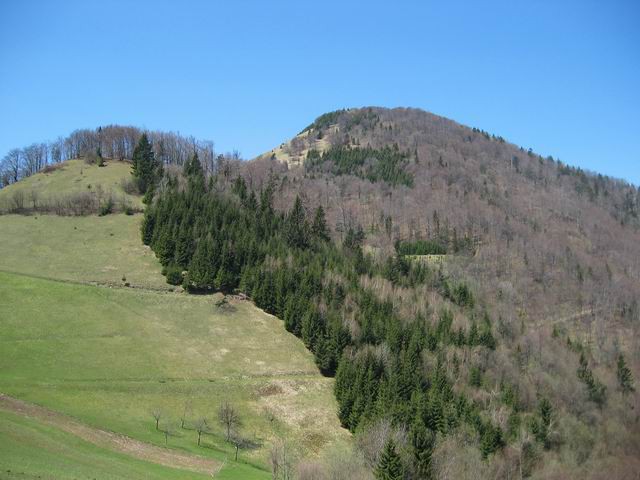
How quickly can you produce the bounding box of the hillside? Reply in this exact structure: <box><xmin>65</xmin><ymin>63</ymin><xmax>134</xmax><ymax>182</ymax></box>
<box><xmin>0</xmin><ymin>161</ymin><xmax>349</xmax><ymax>479</ymax></box>
<box><xmin>254</xmin><ymin>107</ymin><xmax>640</xmax><ymax>353</ymax></box>
<box><xmin>247</xmin><ymin>107</ymin><xmax>640</xmax><ymax>478</ymax></box>
<box><xmin>1</xmin><ymin>109</ymin><xmax>639</xmax><ymax>479</ymax></box>
<box><xmin>0</xmin><ymin>158</ymin><xmax>142</xmax><ymax>215</ymax></box>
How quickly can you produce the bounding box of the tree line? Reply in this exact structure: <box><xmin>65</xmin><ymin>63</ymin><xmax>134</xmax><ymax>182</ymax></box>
<box><xmin>0</xmin><ymin>124</ymin><xmax>223</xmax><ymax>188</ymax></box>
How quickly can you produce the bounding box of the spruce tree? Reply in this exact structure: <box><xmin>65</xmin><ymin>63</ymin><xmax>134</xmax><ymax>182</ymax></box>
<box><xmin>185</xmin><ymin>236</ymin><xmax>216</xmax><ymax>291</ymax></box>
<box><xmin>132</xmin><ymin>133</ymin><xmax>161</xmax><ymax>194</ymax></box>
<box><xmin>301</xmin><ymin>305</ymin><xmax>323</xmax><ymax>351</ymax></box>
<box><xmin>617</xmin><ymin>353</ymin><xmax>635</xmax><ymax>395</ymax></box>
<box><xmin>411</xmin><ymin>422</ymin><xmax>435</xmax><ymax>479</ymax></box>
<box><xmin>285</xmin><ymin>195</ymin><xmax>309</xmax><ymax>249</ymax></box>
<box><xmin>375</xmin><ymin>439</ymin><xmax>404</xmax><ymax>480</ymax></box>
<box><xmin>531</xmin><ymin>397</ymin><xmax>552</xmax><ymax>448</ymax></box>
<box><xmin>311</xmin><ymin>205</ymin><xmax>330</xmax><ymax>241</ymax></box>
<box><xmin>141</xmin><ymin>209</ymin><xmax>156</xmax><ymax>245</ymax></box>
<box><xmin>480</xmin><ymin>424</ymin><xmax>504</xmax><ymax>458</ymax></box>
<box><xmin>174</xmin><ymin>220</ymin><xmax>195</xmax><ymax>268</ymax></box>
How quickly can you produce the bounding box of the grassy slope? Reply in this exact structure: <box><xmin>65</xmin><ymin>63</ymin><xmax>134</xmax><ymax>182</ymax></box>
<box><xmin>0</xmin><ymin>214</ymin><xmax>167</xmax><ymax>289</ymax></box>
<box><xmin>0</xmin><ymin>410</ymin><xmax>208</xmax><ymax>480</ymax></box>
<box><xmin>0</xmin><ymin>159</ymin><xmax>142</xmax><ymax>211</ymax></box>
<box><xmin>0</xmin><ymin>162</ymin><xmax>348</xmax><ymax>478</ymax></box>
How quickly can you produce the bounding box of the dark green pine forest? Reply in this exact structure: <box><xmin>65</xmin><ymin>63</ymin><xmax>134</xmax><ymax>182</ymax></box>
<box><xmin>141</xmin><ymin>146</ymin><xmax>551</xmax><ymax>478</ymax></box>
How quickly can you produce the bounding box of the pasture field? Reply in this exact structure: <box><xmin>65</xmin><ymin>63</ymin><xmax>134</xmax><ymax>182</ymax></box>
<box><xmin>0</xmin><ymin>213</ymin><xmax>348</xmax><ymax>478</ymax></box>
<box><xmin>0</xmin><ymin>409</ymin><xmax>209</xmax><ymax>480</ymax></box>
<box><xmin>0</xmin><ymin>214</ymin><xmax>167</xmax><ymax>289</ymax></box>
<box><xmin>0</xmin><ymin>158</ymin><xmax>142</xmax><ymax>212</ymax></box>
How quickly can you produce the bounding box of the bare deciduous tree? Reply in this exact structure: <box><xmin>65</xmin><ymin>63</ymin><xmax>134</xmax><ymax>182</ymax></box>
<box><xmin>194</xmin><ymin>416</ymin><xmax>209</xmax><ymax>446</ymax></box>
<box><xmin>180</xmin><ymin>397</ymin><xmax>193</xmax><ymax>429</ymax></box>
<box><xmin>160</xmin><ymin>422</ymin><xmax>177</xmax><ymax>446</ymax></box>
<box><xmin>151</xmin><ymin>408</ymin><xmax>163</xmax><ymax>430</ymax></box>
<box><xmin>218</xmin><ymin>400</ymin><xmax>241</xmax><ymax>441</ymax></box>
<box><xmin>270</xmin><ymin>439</ymin><xmax>294</xmax><ymax>480</ymax></box>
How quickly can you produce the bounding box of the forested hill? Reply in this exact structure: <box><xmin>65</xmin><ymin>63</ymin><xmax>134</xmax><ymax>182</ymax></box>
<box><xmin>253</xmin><ymin>107</ymin><xmax>640</xmax><ymax>344</ymax></box>
<box><xmin>2</xmin><ymin>107</ymin><xmax>639</xmax><ymax>478</ymax></box>
<box><xmin>139</xmin><ymin>107</ymin><xmax>640</xmax><ymax>479</ymax></box>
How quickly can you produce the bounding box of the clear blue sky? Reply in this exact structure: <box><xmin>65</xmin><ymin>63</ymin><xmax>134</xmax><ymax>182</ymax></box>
<box><xmin>1</xmin><ymin>0</ymin><xmax>638</xmax><ymax>184</ymax></box>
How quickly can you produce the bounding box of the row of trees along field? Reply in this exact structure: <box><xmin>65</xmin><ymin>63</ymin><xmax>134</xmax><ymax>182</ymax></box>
<box><xmin>138</xmin><ymin>133</ymin><xmax>585</xmax><ymax>479</ymax></box>
<box><xmin>0</xmin><ymin>125</ymin><xmax>234</xmax><ymax>188</ymax></box>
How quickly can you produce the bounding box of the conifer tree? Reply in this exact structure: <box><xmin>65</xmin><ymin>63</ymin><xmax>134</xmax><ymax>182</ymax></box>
<box><xmin>141</xmin><ymin>209</ymin><xmax>156</xmax><ymax>245</ymax></box>
<box><xmin>184</xmin><ymin>152</ymin><xmax>205</xmax><ymax>192</ymax></box>
<box><xmin>311</xmin><ymin>205</ymin><xmax>330</xmax><ymax>241</ymax></box>
<box><xmin>174</xmin><ymin>220</ymin><xmax>195</xmax><ymax>268</ymax></box>
<box><xmin>480</xmin><ymin>424</ymin><xmax>504</xmax><ymax>458</ymax></box>
<box><xmin>617</xmin><ymin>353</ymin><xmax>635</xmax><ymax>395</ymax></box>
<box><xmin>301</xmin><ymin>306</ymin><xmax>323</xmax><ymax>351</ymax></box>
<box><xmin>375</xmin><ymin>439</ymin><xmax>404</xmax><ymax>480</ymax></box>
<box><xmin>185</xmin><ymin>236</ymin><xmax>216</xmax><ymax>291</ymax></box>
<box><xmin>132</xmin><ymin>133</ymin><xmax>161</xmax><ymax>194</ymax></box>
<box><xmin>215</xmin><ymin>245</ymin><xmax>236</xmax><ymax>293</ymax></box>
<box><xmin>531</xmin><ymin>397</ymin><xmax>552</xmax><ymax>448</ymax></box>
<box><xmin>285</xmin><ymin>195</ymin><xmax>309</xmax><ymax>249</ymax></box>
<box><xmin>468</xmin><ymin>321</ymin><xmax>479</xmax><ymax>346</ymax></box>
<box><xmin>469</xmin><ymin>366</ymin><xmax>482</xmax><ymax>387</ymax></box>
<box><xmin>411</xmin><ymin>421</ymin><xmax>435</xmax><ymax>479</ymax></box>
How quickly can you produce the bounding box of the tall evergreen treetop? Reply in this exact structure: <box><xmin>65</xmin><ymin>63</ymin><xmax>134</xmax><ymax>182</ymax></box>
<box><xmin>285</xmin><ymin>195</ymin><xmax>310</xmax><ymax>249</ymax></box>
<box><xmin>375</xmin><ymin>439</ymin><xmax>404</xmax><ymax>480</ymax></box>
<box><xmin>132</xmin><ymin>133</ymin><xmax>162</xmax><ymax>194</ymax></box>
<box><xmin>617</xmin><ymin>353</ymin><xmax>635</xmax><ymax>395</ymax></box>
<box><xmin>311</xmin><ymin>205</ymin><xmax>330</xmax><ymax>241</ymax></box>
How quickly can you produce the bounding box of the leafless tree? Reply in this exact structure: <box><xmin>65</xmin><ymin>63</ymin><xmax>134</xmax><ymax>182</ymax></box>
<box><xmin>160</xmin><ymin>421</ymin><xmax>177</xmax><ymax>446</ymax></box>
<box><xmin>180</xmin><ymin>397</ymin><xmax>192</xmax><ymax>429</ymax></box>
<box><xmin>218</xmin><ymin>400</ymin><xmax>241</xmax><ymax>441</ymax></box>
<box><xmin>229</xmin><ymin>433</ymin><xmax>252</xmax><ymax>462</ymax></box>
<box><xmin>270</xmin><ymin>438</ymin><xmax>293</xmax><ymax>480</ymax></box>
<box><xmin>194</xmin><ymin>416</ymin><xmax>209</xmax><ymax>446</ymax></box>
<box><xmin>151</xmin><ymin>409</ymin><xmax>163</xmax><ymax>430</ymax></box>
<box><xmin>4</xmin><ymin>149</ymin><xmax>21</xmax><ymax>183</ymax></box>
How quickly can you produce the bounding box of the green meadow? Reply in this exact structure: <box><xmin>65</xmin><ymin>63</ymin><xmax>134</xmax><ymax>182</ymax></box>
<box><xmin>0</xmin><ymin>161</ymin><xmax>348</xmax><ymax>478</ymax></box>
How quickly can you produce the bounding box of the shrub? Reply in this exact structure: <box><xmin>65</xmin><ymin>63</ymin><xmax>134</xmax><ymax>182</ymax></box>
<box><xmin>99</xmin><ymin>196</ymin><xmax>114</xmax><ymax>216</ymax></box>
<box><xmin>41</xmin><ymin>163</ymin><xmax>63</xmax><ymax>174</ymax></box>
<box><xmin>396</xmin><ymin>239</ymin><xmax>447</xmax><ymax>256</ymax></box>
<box><xmin>165</xmin><ymin>265</ymin><xmax>183</xmax><ymax>285</ymax></box>
<box><xmin>120</xmin><ymin>177</ymin><xmax>139</xmax><ymax>195</ymax></box>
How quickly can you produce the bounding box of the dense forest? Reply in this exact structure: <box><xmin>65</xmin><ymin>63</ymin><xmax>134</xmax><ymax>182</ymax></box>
<box><xmin>137</xmin><ymin>108</ymin><xmax>639</xmax><ymax>477</ymax></box>
<box><xmin>141</xmin><ymin>147</ymin><xmax>517</xmax><ymax>478</ymax></box>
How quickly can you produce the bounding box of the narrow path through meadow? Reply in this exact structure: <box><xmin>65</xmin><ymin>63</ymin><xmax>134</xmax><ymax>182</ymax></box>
<box><xmin>0</xmin><ymin>393</ymin><xmax>220</xmax><ymax>476</ymax></box>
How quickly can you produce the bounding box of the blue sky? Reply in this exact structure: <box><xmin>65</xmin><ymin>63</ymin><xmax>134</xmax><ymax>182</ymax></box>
<box><xmin>1</xmin><ymin>1</ymin><xmax>638</xmax><ymax>184</ymax></box>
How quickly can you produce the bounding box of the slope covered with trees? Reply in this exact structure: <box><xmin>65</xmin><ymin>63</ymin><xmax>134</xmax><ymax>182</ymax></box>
<box><xmin>3</xmin><ymin>106</ymin><xmax>639</xmax><ymax>478</ymax></box>
<box><xmin>141</xmin><ymin>104</ymin><xmax>640</xmax><ymax>477</ymax></box>
<box><xmin>247</xmin><ymin>107</ymin><xmax>640</xmax><ymax>479</ymax></box>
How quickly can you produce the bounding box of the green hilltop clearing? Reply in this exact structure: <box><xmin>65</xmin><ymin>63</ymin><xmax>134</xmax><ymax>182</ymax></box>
<box><xmin>0</xmin><ymin>160</ymin><xmax>349</xmax><ymax>479</ymax></box>
<box><xmin>0</xmin><ymin>159</ymin><xmax>143</xmax><ymax>212</ymax></box>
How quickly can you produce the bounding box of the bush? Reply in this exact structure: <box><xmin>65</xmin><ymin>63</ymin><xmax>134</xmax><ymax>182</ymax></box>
<box><xmin>396</xmin><ymin>239</ymin><xmax>447</xmax><ymax>256</ymax></box>
<box><xmin>165</xmin><ymin>266</ymin><xmax>183</xmax><ymax>285</ymax></box>
<box><xmin>120</xmin><ymin>177</ymin><xmax>139</xmax><ymax>195</ymax></box>
<box><xmin>99</xmin><ymin>197</ymin><xmax>114</xmax><ymax>216</ymax></box>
